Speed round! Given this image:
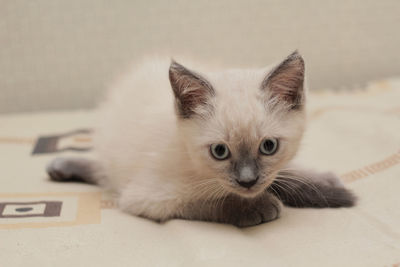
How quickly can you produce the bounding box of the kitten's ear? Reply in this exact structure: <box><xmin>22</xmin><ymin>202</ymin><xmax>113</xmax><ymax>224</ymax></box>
<box><xmin>261</xmin><ymin>51</ymin><xmax>305</xmax><ymax>109</ymax></box>
<box><xmin>169</xmin><ymin>60</ymin><xmax>215</xmax><ymax>118</ymax></box>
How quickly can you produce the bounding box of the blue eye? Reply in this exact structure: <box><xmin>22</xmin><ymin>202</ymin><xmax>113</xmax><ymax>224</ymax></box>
<box><xmin>260</xmin><ymin>138</ymin><xmax>278</xmax><ymax>155</ymax></box>
<box><xmin>210</xmin><ymin>144</ymin><xmax>230</xmax><ymax>160</ymax></box>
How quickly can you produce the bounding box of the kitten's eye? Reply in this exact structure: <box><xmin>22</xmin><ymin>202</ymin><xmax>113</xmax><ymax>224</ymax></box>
<box><xmin>210</xmin><ymin>144</ymin><xmax>230</xmax><ymax>160</ymax></box>
<box><xmin>259</xmin><ymin>138</ymin><xmax>279</xmax><ymax>155</ymax></box>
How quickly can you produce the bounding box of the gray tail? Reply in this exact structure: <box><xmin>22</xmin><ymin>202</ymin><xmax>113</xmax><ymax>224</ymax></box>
<box><xmin>46</xmin><ymin>157</ymin><xmax>99</xmax><ymax>184</ymax></box>
<box><xmin>269</xmin><ymin>177</ymin><xmax>356</xmax><ymax>208</ymax></box>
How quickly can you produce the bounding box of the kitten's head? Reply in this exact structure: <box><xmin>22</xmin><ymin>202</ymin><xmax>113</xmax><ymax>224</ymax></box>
<box><xmin>169</xmin><ymin>51</ymin><xmax>306</xmax><ymax>198</ymax></box>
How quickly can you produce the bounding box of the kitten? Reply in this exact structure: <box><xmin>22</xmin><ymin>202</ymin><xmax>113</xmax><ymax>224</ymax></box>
<box><xmin>47</xmin><ymin>51</ymin><xmax>356</xmax><ymax>227</ymax></box>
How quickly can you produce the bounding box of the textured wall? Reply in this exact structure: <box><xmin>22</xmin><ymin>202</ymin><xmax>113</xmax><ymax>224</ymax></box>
<box><xmin>1</xmin><ymin>0</ymin><xmax>400</xmax><ymax>113</ymax></box>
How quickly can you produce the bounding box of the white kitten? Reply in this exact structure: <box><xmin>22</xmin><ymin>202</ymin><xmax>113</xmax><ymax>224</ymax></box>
<box><xmin>47</xmin><ymin>51</ymin><xmax>355</xmax><ymax>227</ymax></box>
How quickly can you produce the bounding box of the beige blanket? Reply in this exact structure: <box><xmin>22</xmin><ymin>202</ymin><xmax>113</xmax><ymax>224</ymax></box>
<box><xmin>1</xmin><ymin>79</ymin><xmax>399</xmax><ymax>266</ymax></box>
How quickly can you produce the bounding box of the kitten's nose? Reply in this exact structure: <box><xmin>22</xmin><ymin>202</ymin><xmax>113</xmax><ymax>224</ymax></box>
<box><xmin>236</xmin><ymin>176</ymin><xmax>259</xmax><ymax>188</ymax></box>
<box><xmin>236</xmin><ymin>165</ymin><xmax>259</xmax><ymax>188</ymax></box>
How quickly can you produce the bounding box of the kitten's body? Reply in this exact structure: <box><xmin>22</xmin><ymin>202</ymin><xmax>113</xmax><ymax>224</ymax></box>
<box><xmin>48</xmin><ymin>52</ymin><xmax>355</xmax><ymax>227</ymax></box>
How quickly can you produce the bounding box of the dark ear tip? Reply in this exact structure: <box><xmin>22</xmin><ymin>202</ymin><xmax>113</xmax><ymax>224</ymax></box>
<box><xmin>290</xmin><ymin>49</ymin><xmax>300</xmax><ymax>57</ymax></box>
<box><xmin>291</xmin><ymin>49</ymin><xmax>300</xmax><ymax>54</ymax></box>
<box><xmin>288</xmin><ymin>49</ymin><xmax>304</xmax><ymax>61</ymax></box>
<box><xmin>169</xmin><ymin>59</ymin><xmax>181</xmax><ymax>70</ymax></box>
<box><xmin>288</xmin><ymin>50</ymin><xmax>304</xmax><ymax>64</ymax></box>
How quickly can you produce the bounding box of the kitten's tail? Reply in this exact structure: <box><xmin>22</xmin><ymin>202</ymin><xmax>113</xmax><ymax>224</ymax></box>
<box><xmin>46</xmin><ymin>157</ymin><xmax>100</xmax><ymax>185</ymax></box>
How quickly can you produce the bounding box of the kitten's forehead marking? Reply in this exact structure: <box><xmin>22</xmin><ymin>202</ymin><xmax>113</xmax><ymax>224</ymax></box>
<box><xmin>224</xmin><ymin>122</ymin><xmax>263</xmax><ymax>146</ymax></box>
<box><xmin>231</xmin><ymin>142</ymin><xmax>260</xmax><ymax>181</ymax></box>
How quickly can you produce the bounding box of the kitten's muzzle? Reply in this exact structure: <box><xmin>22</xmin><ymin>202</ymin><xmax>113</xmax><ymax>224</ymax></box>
<box><xmin>235</xmin><ymin>164</ymin><xmax>259</xmax><ymax>189</ymax></box>
<box><xmin>236</xmin><ymin>176</ymin><xmax>259</xmax><ymax>189</ymax></box>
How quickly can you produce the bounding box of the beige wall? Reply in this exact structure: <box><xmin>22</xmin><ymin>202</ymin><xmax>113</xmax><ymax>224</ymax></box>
<box><xmin>1</xmin><ymin>0</ymin><xmax>400</xmax><ymax>114</ymax></box>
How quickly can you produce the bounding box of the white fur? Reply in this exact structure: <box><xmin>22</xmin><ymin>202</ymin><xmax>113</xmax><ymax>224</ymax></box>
<box><xmin>93</xmin><ymin>57</ymin><xmax>306</xmax><ymax>221</ymax></box>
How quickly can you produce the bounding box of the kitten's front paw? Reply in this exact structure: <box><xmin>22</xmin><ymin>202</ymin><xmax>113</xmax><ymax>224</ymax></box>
<box><xmin>226</xmin><ymin>195</ymin><xmax>282</xmax><ymax>228</ymax></box>
<box><xmin>237</xmin><ymin>204</ymin><xmax>281</xmax><ymax>228</ymax></box>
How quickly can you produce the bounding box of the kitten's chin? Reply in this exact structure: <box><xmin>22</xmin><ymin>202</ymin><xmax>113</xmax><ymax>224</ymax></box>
<box><xmin>220</xmin><ymin>178</ymin><xmax>274</xmax><ymax>199</ymax></box>
<box><xmin>222</xmin><ymin>183</ymin><xmax>268</xmax><ymax>199</ymax></box>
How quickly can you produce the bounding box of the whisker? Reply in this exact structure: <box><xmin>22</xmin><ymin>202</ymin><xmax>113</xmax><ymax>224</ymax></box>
<box><xmin>274</xmin><ymin>171</ymin><xmax>330</xmax><ymax>206</ymax></box>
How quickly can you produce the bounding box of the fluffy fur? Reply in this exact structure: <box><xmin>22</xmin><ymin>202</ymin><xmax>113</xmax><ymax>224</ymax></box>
<box><xmin>47</xmin><ymin>51</ymin><xmax>356</xmax><ymax>227</ymax></box>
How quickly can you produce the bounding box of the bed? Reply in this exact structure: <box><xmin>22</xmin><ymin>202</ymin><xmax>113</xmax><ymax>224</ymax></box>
<box><xmin>1</xmin><ymin>78</ymin><xmax>399</xmax><ymax>266</ymax></box>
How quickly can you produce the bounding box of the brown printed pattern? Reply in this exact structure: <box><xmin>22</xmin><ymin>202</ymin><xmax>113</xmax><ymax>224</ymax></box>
<box><xmin>341</xmin><ymin>151</ymin><xmax>400</xmax><ymax>183</ymax></box>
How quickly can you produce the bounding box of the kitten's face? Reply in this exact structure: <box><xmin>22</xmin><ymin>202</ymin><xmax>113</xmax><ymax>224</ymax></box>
<box><xmin>170</xmin><ymin>52</ymin><xmax>306</xmax><ymax>197</ymax></box>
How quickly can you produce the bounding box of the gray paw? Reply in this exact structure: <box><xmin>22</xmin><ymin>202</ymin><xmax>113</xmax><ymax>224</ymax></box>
<box><xmin>47</xmin><ymin>158</ymin><xmax>72</xmax><ymax>181</ymax></box>
<box><xmin>225</xmin><ymin>195</ymin><xmax>282</xmax><ymax>228</ymax></box>
<box><xmin>46</xmin><ymin>157</ymin><xmax>95</xmax><ymax>183</ymax></box>
<box><xmin>236</xmin><ymin>203</ymin><xmax>281</xmax><ymax>228</ymax></box>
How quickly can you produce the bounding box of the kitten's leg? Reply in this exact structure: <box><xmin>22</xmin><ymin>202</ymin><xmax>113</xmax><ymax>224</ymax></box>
<box><xmin>119</xmin><ymin>176</ymin><xmax>281</xmax><ymax>228</ymax></box>
<box><xmin>47</xmin><ymin>157</ymin><xmax>100</xmax><ymax>184</ymax></box>
<box><xmin>118</xmin><ymin>179</ymin><xmax>184</xmax><ymax>223</ymax></box>
<box><xmin>270</xmin><ymin>167</ymin><xmax>356</xmax><ymax>208</ymax></box>
<box><xmin>181</xmin><ymin>192</ymin><xmax>282</xmax><ymax>228</ymax></box>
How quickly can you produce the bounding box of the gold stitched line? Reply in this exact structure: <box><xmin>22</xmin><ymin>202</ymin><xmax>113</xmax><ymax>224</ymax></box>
<box><xmin>101</xmin><ymin>200</ymin><xmax>117</xmax><ymax>209</ymax></box>
<box><xmin>341</xmin><ymin>151</ymin><xmax>400</xmax><ymax>183</ymax></box>
<box><xmin>73</xmin><ymin>137</ymin><xmax>93</xmax><ymax>143</ymax></box>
